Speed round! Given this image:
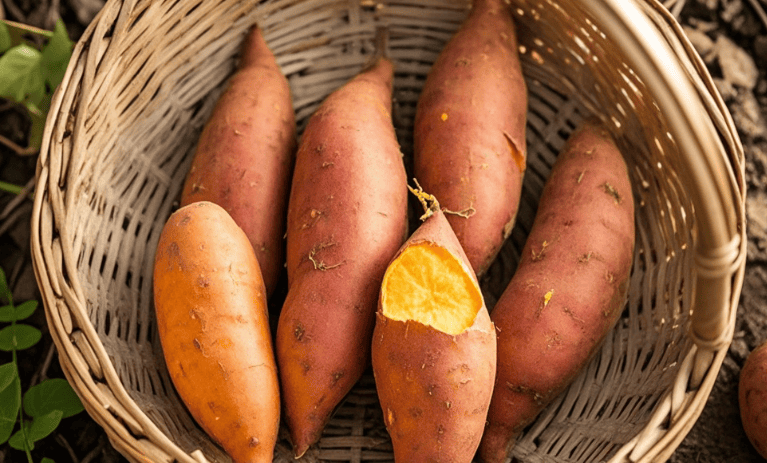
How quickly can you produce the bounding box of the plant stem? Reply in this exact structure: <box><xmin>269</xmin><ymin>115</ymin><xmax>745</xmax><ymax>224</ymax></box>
<box><xmin>0</xmin><ymin>181</ymin><xmax>23</xmax><ymax>196</ymax></box>
<box><xmin>1</xmin><ymin>20</ymin><xmax>54</xmax><ymax>39</ymax></box>
<box><xmin>0</xmin><ymin>134</ymin><xmax>38</xmax><ymax>156</ymax></box>
<box><xmin>8</xmin><ymin>305</ymin><xmax>33</xmax><ymax>463</ymax></box>
<box><xmin>10</xmin><ymin>349</ymin><xmax>32</xmax><ymax>463</ymax></box>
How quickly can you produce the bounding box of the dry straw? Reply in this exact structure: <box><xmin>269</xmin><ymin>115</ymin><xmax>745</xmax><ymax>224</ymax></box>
<box><xmin>30</xmin><ymin>0</ymin><xmax>746</xmax><ymax>462</ymax></box>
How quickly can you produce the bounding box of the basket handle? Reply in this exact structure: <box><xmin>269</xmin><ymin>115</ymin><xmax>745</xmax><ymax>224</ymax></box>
<box><xmin>584</xmin><ymin>0</ymin><xmax>746</xmax><ymax>352</ymax></box>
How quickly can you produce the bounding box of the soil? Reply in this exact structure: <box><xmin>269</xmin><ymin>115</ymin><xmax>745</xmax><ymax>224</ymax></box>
<box><xmin>0</xmin><ymin>0</ymin><xmax>766</xmax><ymax>462</ymax></box>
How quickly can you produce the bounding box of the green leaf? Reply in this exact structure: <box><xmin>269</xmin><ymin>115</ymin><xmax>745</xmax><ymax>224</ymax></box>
<box><xmin>8</xmin><ymin>422</ymin><xmax>32</xmax><ymax>451</ymax></box>
<box><xmin>24</xmin><ymin>378</ymin><xmax>84</xmax><ymax>419</ymax></box>
<box><xmin>0</xmin><ymin>22</ymin><xmax>11</xmax><ymax>53</ymax></box>
<box><xmin>13</xmin><ymin>301</ymin><xmax>37</xmax><ymax>322</ymax></box>
<box><xmin>27</xmin><ymin>409</ymin><xmax>62</xmax><ymax>443</ymax></box>
<box><xmin>0</xmin><ymin>377</ymin><xmax>21</xmax><ymax>444</ymax></box>
<box><xmin>42</xmin><ymin>458</ymin><xmax>55</xmax><ymax>463</ymax></box>
<box><xmin>40</xmin><ymin>19</ymin><xmax>72</xmax><ymax>91</ymax></box>
<box><xmin>0</xmin><ymin>363</ymin><xmax>18</xmax><ymax>393</ymax></box>
<box><xmin>0</xmin><ymin>324</ymin><xmax>42</xmax><ymax>351</ymax></box>
<box><xmin>0</xmin><ymin>44</ymin><xmax>45</xmax><ymax>107</ymax></box>
<box><xmin>0</xmin><ymin>268</ymin><xmax>9</xmax><ymax>305</ymax></box>
<box><xmin>26</xmin><ymin>104</ymin><xmax>47</xmax><ymax>151</ymax></box>
<box><xmin>0</xmin><ymin>301</ymin><xmax>37</xmax><ymax>323</ymax></box>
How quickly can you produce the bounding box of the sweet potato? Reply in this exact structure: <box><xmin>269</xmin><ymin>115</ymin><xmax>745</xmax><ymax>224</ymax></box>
<box><xmin>478</xmin><ymin>120</ymin><xmax>635</xmax><ymax>463</ymax></box>
<box><xmin>180</xmin><ymin>26</ymin><xmax>296</xmax><ymax>297</ymax></box>
<box><xmin>153</xmin><ymin>201</ymin><xmax>280</xmax><ymax>463</ymax></box>
<box><xmin>275</xmin><ymin>52</ymin><xmax>409</xmax><ymax>457</ymax></box>
<box><xmin>739</xmin><ymin>340</ymin><xmax>767</xmax><ymax>459</ymax></box>
<box><xmin>413</xmin><ymin>0</ymin><xmax>527</xmax><ymax>277</ymax></box>
<box><xmin>371</xmin><ymin>188</ymin><xmax>497</xmax><ymax>463</ymax></box>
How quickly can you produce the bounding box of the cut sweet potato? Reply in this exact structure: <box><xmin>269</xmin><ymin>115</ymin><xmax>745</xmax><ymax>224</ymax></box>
<box><xmin>372</xmin><ymin>189</ymin><xmax>496</xmax><ymax>463</ymax></box>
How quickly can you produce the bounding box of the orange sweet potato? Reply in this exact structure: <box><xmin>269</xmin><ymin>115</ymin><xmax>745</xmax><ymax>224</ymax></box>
<box><xmin>740</xmin><ymin>340</ymin><xmax>767</xmax><ymax>459</ymax></box>
<box><xmin>153</xmin><ymin>201</ymin><xmax>280</xmax><ymax>463</ymax></box>
<box><xmin>275</xmin><ymin>54</ymin><xmax>409</xmax><ymax>457</ymax></box>
<box><xmin>479</xmin><ymin>120</ymin><xmax>635</xmax><ymax>463</ymax></box>
<box><xmin>372</xmin><ymin>189</ymin><xmax>497</xmax><ymax>463</ymax></box>
<box><xmin>180</xmin><ymin>26</ymin><xmax>296</xmax><ymax>297</ymax></box>
<box><xmin>413</xmin><ymin>0</ymin><xmax>527</xmax><ymax>277</ymax></box>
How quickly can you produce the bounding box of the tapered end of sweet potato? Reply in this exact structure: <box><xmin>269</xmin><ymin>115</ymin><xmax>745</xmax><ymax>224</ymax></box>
<box><xmin>357</xmin><ymin>55</ymin><xmax>394</xmax><ymax>95</ymax></box>
<box><xmin>477</xmin><ymin>425</ymin><xmax>519</xmax><ymax>463</ymax></box>
<box><xmin>283</xmin><ymin>407</ymin><xmax>319</xmax><ymax>458</ymax></box>
<box><xmin>240</xmin><ymin>25</ymin><xmax>278</xmax><ymax>69</ymax></box>
<box><xmin>381</xmin><ymin>241</ymin><xmax>483</xmax><ymax>335</ymax></box>
<box><xmin>292</xmin><ymin>441</ymin><xmax>311</xmax><ymax>460</ymax></box>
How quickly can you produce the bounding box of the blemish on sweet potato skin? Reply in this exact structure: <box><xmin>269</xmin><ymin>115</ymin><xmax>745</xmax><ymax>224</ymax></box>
<box><xmin>330</xmin><ymin>370</ymin><xmax>345</xmax><ymax>387</ymax></box>
<box><xmin>293</xmin><ymin>322</ymin><xmax>305</xmax><ymax>341</ymax></box>
<box><xmin>602</xmin><ymin>182</ymin><xmax>623</xmax><ymax>204</ymax></box>
<box><xmin>531</xmin><ymin>240</ymin><xmax>550</xmax><ymax>262</ymax></box>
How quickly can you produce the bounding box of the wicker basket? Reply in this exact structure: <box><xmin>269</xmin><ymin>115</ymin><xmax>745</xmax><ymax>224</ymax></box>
<box><xmin>30</xmin><ymin>0</ymin><xmax>746</xmax><ymax>461</ymax></box>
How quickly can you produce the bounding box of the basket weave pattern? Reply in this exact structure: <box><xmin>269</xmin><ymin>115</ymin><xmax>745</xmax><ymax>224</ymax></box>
<box><xmin>30</xmin><ymin>0</ymin><xmax>746</xmax><ymax>462</ymax></box>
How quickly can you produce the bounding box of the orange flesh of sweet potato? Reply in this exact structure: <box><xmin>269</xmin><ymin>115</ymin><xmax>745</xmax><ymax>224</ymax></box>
<box><xmin>153</xmin><ymin>201</ymin><xmax>280</xmax><ymax>463</ymax></box>
<box><xmin>372</xmin><ymin>203</ymin><xmax>496</xmax><ymax>463</ymax></box>
<box><xmin>382</xmin><ymin>242</ymin><xmax>482</xmax><ymax>335</ymax></box>
<box><xmin>275</xmin><ymin>56</ymin><xmax>409</xmax><ymax>458</ymax></box>
<box><xmin>414</xmin><ymin>0</ymin><xmax>527</xmax><ymax>277</ymax></box>
<box><xmin>740</xmin><ymin>341</ymin><xmax>767</xmax><ymax>459</ymax></box>
<box><xmin>180</xmin><ymin>26</ymin><xmax>296</xmax><ymax>297</ymax></box>
<box><xmin>478</xmin><ymin>120</ymin><xmax>635</xmax><ymax>463</ymax></box>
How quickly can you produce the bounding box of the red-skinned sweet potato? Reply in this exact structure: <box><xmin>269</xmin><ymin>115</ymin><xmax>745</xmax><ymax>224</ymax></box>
<box><xmin>275</xmin><ymin>53</ymin><xmax>409</xmax><ymax>457</ymax></box>
<box><xmin>372</xmin><ymin>188</ymin><xmax>497</xmax><ymax>463</ymax></box>
<box><xmin>153</xmin><ymin>201</ymin><xmax>280</xmax><ymax>463</ymax></box>
<box><xmin>180</xmin><ymin>26</ymin><xmax>296</xmax><ymax>297</ymax></box>
<box><xmin>479</xmin><ymin>120</ymin><xmax>635</xmax><ymax>463</ymax></box>
<box><xmin>413</xmin><ymin>0</ymin><xmax>527</xmax><ymax>277</ymax></box>
<box><xmin>739</xmin><ymin>340</ymin><xmax>767</xmax><ymax>459</ymax></box>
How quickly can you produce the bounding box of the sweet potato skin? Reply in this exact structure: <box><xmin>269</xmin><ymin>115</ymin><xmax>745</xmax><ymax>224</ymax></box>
<box><xmin>372</xmin><ymin>207</ymin><xmax>497</xmax><ymax>463</ymax></box>
<box><xmin>478</xmin><ymin>121</ymin><xmax>635</xmax><ymax>463</ymax></box>
<box><xmin>413</xmin><ymin>0</ymin><xmax>527</xmax><ymax>277</ymax></box>
<box><xmin>180</xmin><ymin>26</ymin><xmax>296</xmax><ymax>297</ymax></box>
<box><xmin>275</xmin><ymin>57</ymin><xmax>409</xmax><ymax>457</ymax></box>
<box><xmin>153</xmin><ymin>201</ymin><xmax>280</xmax><ymax>463</ymax></box>
<box><xmin>740</xmin><ymin>341</ymin><xmax>767</xmax><ymax>459</ymax></box>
